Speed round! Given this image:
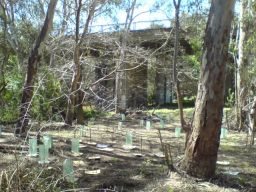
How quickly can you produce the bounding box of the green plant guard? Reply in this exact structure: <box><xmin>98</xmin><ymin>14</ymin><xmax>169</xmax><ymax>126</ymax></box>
<box><xmin>38</xmin><ymin>144</ymin><xmax>49</xmax><ymax>164</ymax></box>
<box><xmin>118</xmin><ymin>121</ymin><xmax>122</xmax><ymax>130</ymax></box>
<box><xmin>175</xmin><ymin>127</ymin><xmax>181</xmax><ymax>137</ymax></box>
<box><xmin>43</xmin><ymin>135</ymin><xmax>52</xmax><ymax>149</ymax></box>
<box><xmin>71</xmin><ymin>138</ymin><xmax>80</xmax><ymax>153</ymax></box>
<box><xmin>221</xmin><ymin>128</ymin><xmax>228</xmax><ymax>139</ymax></box>
<box><xmin>63</xmin><ymin>158</ymin><xmax>75</xmax><ymax>182</ymax></box>
<box><xmin>28</xmin><ymin>138</ymin><xmax>37</xmax><ymax>157</ymax></box>
<box><xmin>125</xmin><ymin>132</ymin><xmax>133</xmax><ymax>146</ymax></box>
<box><xmin>121</xmin><ymin>114</ymin><xmax>125</xmax><ymax>121</ymax></box>
<box><xmin>160</xmin><ymin>119</ymin><xmax>165</xmax><ymax>128</ymax></box>
<box><xmin>146</xmin><ymin>120</ymin><xmax>151</xmax><ymax>130</ymax></box>
<box><xmin>140</xmin><ymin>119</ymin><xmax>144</xmax><ymax>127</ymax></box>
<box><xmin>225</xmin><ymin>128</ymin><xmax>228</xmax><ymax>138</ymax></box>
<box><xmin>79</xmin><ymin>127</ymin><xmax>86</xmax><ymax>137</ymax></box>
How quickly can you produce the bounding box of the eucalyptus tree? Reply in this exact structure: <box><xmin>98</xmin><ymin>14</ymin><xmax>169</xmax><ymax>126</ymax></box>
<box><xmin>152</xmin><ymin>0</ymin><xmax>208</xmax><ymax>142</ymax></box>
<box><xmin>64</xmin><ymin>0</ymin><xmax>122</xmax><ymax>125</ymax></box>
<box><xmin>0</xmin><ymin>0</ymin><xmax>45</xmax><ymax>124</ymax></box>
<box><xmin>115</xmin><ymin>0</ymin><xmax>137</xmax><ymax>113</ymax></box>
<box><xmin>15</xmin><ymin>0</ymin><xmax>58</xmax><ymax>136</ymax></box>
<box><xmin>172</xmin><ymin>0</ymin><xmax>190</xmax><ymax>138</ymax></box>
<box><xmin>64</xmin><ymin>0</ymin><xmax>98</xmax><ymax>125</ymax></box>
<box><xmin>237</xmin><ymin>0</ymin><xmax>254</xmax><ymax>131</ymax></box>
<box><xmin>182</xmin><ymin>0</ymin><xmax>235</xmax><ymax>178</ymax></box>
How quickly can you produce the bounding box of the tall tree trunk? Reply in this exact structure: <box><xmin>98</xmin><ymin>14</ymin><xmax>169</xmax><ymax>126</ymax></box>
<box><xmin>181</xmin><ymin>0</ymin><xmax>235</xmax><ymax>179</ymax></box>
<box><xmin>115</xmin><ymin>0</ymin><xmax>137</xmax><ymax>113</ymax></box>
<box><xmin>0</xmin><ymin>17</ymin><xmax>8</xmax><ymax>97</ymax></box>
<box><xmin>60</xmin><ymin>0</ymin><xmax>69</xmax><ymax>35</ymax></box>
<box><xmin>237</xmin><ymin>0</ymin><xmax>249</xmax><ymax>131</ymax></box>
<box><xmin>0</xmin><ymin>1</ymin><xmax>21</xmax><ymax>64</ymax></box>
<box><xmin>65</xmin><ymin>46</ymin><xmax>80</xmax><ymax>125</ymax></box>
<box><xmin>250</xmin><ymin>97</ymin><xmax>256</xmax><ymax>146</ymax></box>
<box><xmin>15</xmin><ymin>0</ymin><xmax>58</xmax><ymax>136</ymax></box>
<box><xmin>172</xmin><ymin>0</ymin><xmax>188</xmax><ymax>133</ymax></box>
<box><xmin>65</xmin><ymin>0</ymin><xmax>97</xmax><ymax>125</ymax></box>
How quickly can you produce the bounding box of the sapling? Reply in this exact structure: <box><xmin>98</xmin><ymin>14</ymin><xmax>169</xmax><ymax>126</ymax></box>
<box><xmin>38</xmin><ymin>144</ymin><xmax>49</xmax><ymax>164</ymax></box>
<box><xmin>63</xmin><ymin>158</ymin><xmax>75</xmax><ymax>182</ymax></box>
<box><xmin>125</xmin><ymin>131</ymin><xmax>133</xmax><ymax>146</ymax></box>
<box><xmin>140</xmin><ymin>119</ymin><xmax>144</xmax><ymax>128</ymax></box>
<box><xmin>28</xmin><ymin>137</ymin><xmax>37</xmax><ymax>157</ymax></box>
<box><xmin>175</xmin><ymin>127</ymin><xmax>181</xmax><ymax>137</ymax></box>
<box><xmin>71</xmin><ymin>138</ymin><xmax>80</xmax><ymax>154</ymax></box>
<box><xmin>146</xmin><ymin>120</ymin><xmax>151</xmax><ymax>130</ymax></box>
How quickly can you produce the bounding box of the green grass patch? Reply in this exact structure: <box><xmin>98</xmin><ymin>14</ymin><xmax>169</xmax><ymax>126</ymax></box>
<box><xmin>149</xmin><ymin>108</ymin><xmax>194</xmax><ymax>122</ymax></box>
<box><xmin>82</xmin><ymin>105</ymin><xmax>111</xmax><ymax>118</ymax></box>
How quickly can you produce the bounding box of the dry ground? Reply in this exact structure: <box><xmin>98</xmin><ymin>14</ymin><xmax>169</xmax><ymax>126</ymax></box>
<box><xmin>0</xmin><ymin>113</ymin><xmax>255</xmax><ymax>192</ymax></box>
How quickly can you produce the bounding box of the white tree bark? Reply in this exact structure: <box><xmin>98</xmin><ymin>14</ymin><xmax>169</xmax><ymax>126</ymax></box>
<box><xmin>237</xmin><ymin>0</ymin><xmax>250</xmax><ymax>131</ymax></box>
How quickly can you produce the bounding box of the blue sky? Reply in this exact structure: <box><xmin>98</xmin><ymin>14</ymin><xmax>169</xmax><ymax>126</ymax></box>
<box><xmin>91</xmin><ymin>0</ymin><xmax>213</xmax><ymax>32</ymax></box>
<box><xmin>92</xmin><ymin>0</ymin><xmax>171</xmax><ymax>32</ymax></box>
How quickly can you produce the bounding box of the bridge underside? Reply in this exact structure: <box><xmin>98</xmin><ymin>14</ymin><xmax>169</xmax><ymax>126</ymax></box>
<box><xmin>80</xmin><ymin>28</ymin><xmax>194</xmax><ymax>110</ymax></box>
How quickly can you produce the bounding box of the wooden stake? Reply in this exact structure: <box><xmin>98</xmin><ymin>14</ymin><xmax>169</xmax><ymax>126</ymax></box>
<box><xmin>140</xmin><ymin>136</ymin><xmax>143</xmax><ymax>154</ymax></box>
<box><xmin>90</xmin><ymin>128</ymin><xmax>92</xmax><ymax>142</ymax></box>
<box><xmin>157</xmin><ymin>128</ymin><xmax>164</xmax><ymax>155</ymax></box>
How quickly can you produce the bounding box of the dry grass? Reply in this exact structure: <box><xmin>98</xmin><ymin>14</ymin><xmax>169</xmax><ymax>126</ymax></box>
<box><xmin>0</xmin><ymin>109</ymin><xmax>255</xmax><ymax>191</ymax></box>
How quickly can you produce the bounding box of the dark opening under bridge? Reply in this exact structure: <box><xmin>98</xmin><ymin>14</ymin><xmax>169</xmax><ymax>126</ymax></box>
<box><xmin>61</xmin><ymin>20</ymin><xmax>195</xmax><ymax>109</ymax></box>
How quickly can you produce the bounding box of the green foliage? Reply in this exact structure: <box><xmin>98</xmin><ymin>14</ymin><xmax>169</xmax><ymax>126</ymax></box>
<box><xmin>0</xmin><ymin>55</ymin><xmax>23</xmax><ymax>122</ymax></box>
<box><xmin>83</xmin><ymin>108</ymin><xmax>97</xmax><ymax>119</ymax></box>
<box><xmin>167</xmin><ymin>186</ymin><xmax>174</xmax><ymax>192</ymax></box>
<box><xmin>82</xmin><ymin>106</ymin><xmax>108</xmax><ymax>119</ymax></box>
<box><xmin>139</xmin><ymin>158</ymin><xmax>153</xmax><ymax>176</ymax></box>
<box><xmin>147</xmin><ymin>94</ymin><xmax>156</xmax><ymax>106</ymax></box>
<box><xmin>16</xmin><ymin>20</ymin><xmax>38</xmax><ymax>57</ymax></box>
<box><xmin>149</xmin><ymin>23</ymin><xmax>164</xmax><ymax>29</ymax></box>
<box><xmin>226</xmin><ymin>89</ymin><xmax>235</xmax><ymax>107</ymax></box>
<box><xmin>147</xmin><ymin>62</ymin><xmax>157</xmax><ymax>106</ymax></box>
<box><xmin>182</xmin><ymin>37</ymin><xmax>202</xmax><ymax>76</ymax></box>
<box><xmin>31</xmin><ymin>68</ymin><xmax>63</xmax><ymax>121</ymax></box>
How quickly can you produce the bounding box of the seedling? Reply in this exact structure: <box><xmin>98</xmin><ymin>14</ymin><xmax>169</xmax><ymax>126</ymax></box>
<box><xmin>175</xmin><ymin>127</ymin><xmax>181</xmax><ymax>137</ymax></box>
<box><xmin>71</xmin><ymin>138</ymin><xmax>80</xmax><ymax>154</ymax></box>
<box><xmin>146</xmin><ymin>120</ymin><xmax>151</xmax><ymax>130</ymax></box>
<box><xmin>139</xmin><ymin>119</ymin><xmax>144</xmax><ymax>128</ymax></box>
<box><xmin>43</xmin><ymin>135</ymin><xmax>52</xmax><ymax>149</ymax></box>
<box><xmin>221</xmin><ymin>128</ymin><xmax>228</xmax><ymax>139</ymax></box>
<box><xmin>79</xmin><ymin>126</ymin><xmax>87</xmax><ymax>137</ymax></box>
<box><xmin>160</xmin><ymin>119</ymin><xmax>165</xmax><ymax>129</ymax></box>
<box><xmin>125</xmin><ymin>131</ymin><xmax>133</xmax><ymax>146</ymax></box>
<box><xmin>38</xmin><ymin>144</ymin><xmax>49</xmax><ymax>164</ymax></box>
<box><xmin>63</xmin><ymin>158</ymin><xmax>75</xmax><ymax>182</ymax></box>
<box><xmin>121</xmin><ymin>114</ymin><xmax>125</xmax><ymax>121</ymax></box>
<box><xmin>118</xmin><ymin>121</ymin><xmax>122</xmax><ymax>130</ymax></box>
<box><xmin>28</xmin><ymin>138</ymin><xmax>37</xmax><ymax>157</ymax></box>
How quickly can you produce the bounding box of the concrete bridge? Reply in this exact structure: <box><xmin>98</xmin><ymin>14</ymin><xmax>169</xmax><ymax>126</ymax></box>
<box><xmin>63</xmin><ymin>21</ymin><xmax>195</xmax><ymax>109</ymax></box>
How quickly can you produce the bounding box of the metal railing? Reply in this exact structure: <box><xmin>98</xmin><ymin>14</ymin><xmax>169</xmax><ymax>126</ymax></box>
<box><xmin>63</xmin><ymin>19</ymin><xmax>171</xmax><ymax>35</ymax></box>
<box><xmin>88</xmin><ymin>19</ymin><xmax>171</xmax><ymax>33</ymax></box>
